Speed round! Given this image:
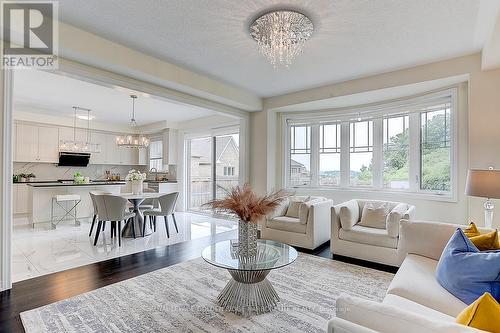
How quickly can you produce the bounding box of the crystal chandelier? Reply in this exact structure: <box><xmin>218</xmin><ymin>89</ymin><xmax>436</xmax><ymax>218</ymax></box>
<box><xmin>59</xmin><ymin>107</ymin><xmax>101</xmax><ymax>153</ymax></box>
<box><xmin>116</xmin><ymin>95</ymin><xmax>150</xmax><ymax>149</ymax></box>
<box><xmin>250</xmin><ymin>10</ymin><xmax>314</xmax><ymax>67</ymax></box>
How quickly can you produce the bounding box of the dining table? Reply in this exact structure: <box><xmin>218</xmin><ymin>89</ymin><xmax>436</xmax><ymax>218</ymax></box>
<box><xmin>120</xmin><ymin>192</ymin><xmax>162</xmax><ymax>238</ymax></box>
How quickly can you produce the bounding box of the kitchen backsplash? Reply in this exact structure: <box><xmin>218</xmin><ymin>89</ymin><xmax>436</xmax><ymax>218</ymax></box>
<box><xmin>13</xmin><ymin>163</ymin><xmax>148</xmax><ymax>181</ymax></box>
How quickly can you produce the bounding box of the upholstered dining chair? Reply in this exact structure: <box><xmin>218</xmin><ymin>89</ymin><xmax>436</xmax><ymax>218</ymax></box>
<box><xmin>94</xmin><ymin>194</ymin><xmax>135</xmax><ymax>246</ymax></box>
<box><xmin>143</xmin><ymin>192</ymin><xmax>179</xmax><ymax>238</ymax></box>
<box><xmin>89</xmin><ymin>191</ymin><xmax>112</xmax><ymax>236</ymax></box>
<box><xmin>139</xmin><ymin>187</ymin><xmax>158</xmax><ymax>211</ymax></box>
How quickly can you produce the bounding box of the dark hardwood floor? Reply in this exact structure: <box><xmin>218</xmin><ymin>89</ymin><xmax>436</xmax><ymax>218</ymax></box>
<box><xmin>0</xmin><ymin>231</ymin><xmax>397</xmax><ymax>332</ymax></box>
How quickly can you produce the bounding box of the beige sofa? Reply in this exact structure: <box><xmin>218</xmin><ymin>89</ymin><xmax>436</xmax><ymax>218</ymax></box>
<box><xmin>261</xmin><ymin>196</ymin><xmax>333</xmax><ymax>250</ymax></box>
<box><xmin>331</xmin><ymin>200</ymin><xmax>416</xmax><ymax>267</ymax></box>
<box><xmin>328</xmin><ymin>220</ymin><xmax>492</xmax><ymax>333</ymax></box>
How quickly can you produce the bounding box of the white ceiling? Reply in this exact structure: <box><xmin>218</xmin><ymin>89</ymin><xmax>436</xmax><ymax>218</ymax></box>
<box><xmin>13</xmin><ymin>69</ymin><xmax>217</xmax><ymax>125</ymax></box>
<box><xmin>57</xmin><ymin>0</ymin><xmax>494</xmax><ymax>97</ymax></box>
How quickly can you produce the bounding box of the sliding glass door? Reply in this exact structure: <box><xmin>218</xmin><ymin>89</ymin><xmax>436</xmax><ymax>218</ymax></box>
<box><xmin>187</xmin><ymin>131</ymin><xmax>240</xmax><ymax>212</ymax></box>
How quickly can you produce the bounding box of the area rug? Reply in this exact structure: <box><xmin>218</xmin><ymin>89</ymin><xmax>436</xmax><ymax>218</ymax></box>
<box><xmin>21</xmin><ymin>254</ymin><xmax>393</xmax><ymax>332</ymax></box>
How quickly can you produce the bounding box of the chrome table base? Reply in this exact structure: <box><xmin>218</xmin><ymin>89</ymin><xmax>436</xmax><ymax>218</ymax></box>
<box><xmin>217</xmin><ymin>269</ymin><xmax>279</xmax><ymax>316</ymax></box>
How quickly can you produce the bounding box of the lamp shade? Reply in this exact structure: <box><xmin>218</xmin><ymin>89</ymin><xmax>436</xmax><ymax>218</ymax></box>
<box><xmin>465</xmin><ymin>169</ymin><xmax>500</xmax><ymax>199</ymax></box>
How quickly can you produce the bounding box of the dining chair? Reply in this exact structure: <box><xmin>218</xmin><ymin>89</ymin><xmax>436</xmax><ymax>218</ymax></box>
<box><xmin>94</xmin><ymin>194</ymin><xmax>135</xmax><ymax>246</ymax></box>
<box><xmin>143</xmin><ymin>192</ymin><xmax>179</xmax><ymax>238</ymax></box>
<box><xmin>89</xmin><ymin>191</ymin><xmax>112</xmax><ymax>236</ymax></box>
<box><xmin>139</xmin><ymin>187</ymin><xmax>158</xmax><ymax>211</ymax></box>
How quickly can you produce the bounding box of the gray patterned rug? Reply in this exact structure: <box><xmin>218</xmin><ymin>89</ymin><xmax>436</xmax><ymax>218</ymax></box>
<box><xmin>21</xmin><ymin>254</ymin><xmax>393</xmax><ymax>333</ymax></box>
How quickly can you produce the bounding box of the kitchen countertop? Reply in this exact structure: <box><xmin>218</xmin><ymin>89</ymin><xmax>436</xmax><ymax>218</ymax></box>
<box><xmin>27</xmin><ymin>181</ymin><xmax>126</xmax><ymax>187</ymax></box>
<box><xmin>143</xmin><ymin>180</ymin><xmax>177</xmax><ymax>183</ymax></box>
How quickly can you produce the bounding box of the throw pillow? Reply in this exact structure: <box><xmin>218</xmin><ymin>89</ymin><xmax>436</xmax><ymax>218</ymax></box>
<box><xmin>359</xmin><ymin>202</ymin><xmax>389</xmax><ymax>229</ymax></box>
<box><xmin>469</xmin><ymin>230</ymin><xmax>500</xmax><ymax>251</ymax></box>
<box><xmin>463</xmin><ymin>222</ymin><xmax>480</xmax><ymax>237</ymax></box>
<box><xmin>456</xmin><ymin>292</ymin><xmax>500</xmax><ymax>333</ymax></box>
<box><xmin>339</xmin><ymin>200</ymin><xmax>359</xmax><ymax>231</ymax></box>
<box><xmin>285</xmin><ymin>196</ymin><xmax>310</xmax><ymax>218</ymax></box>
<box><xmin>436</xmin><ymin>228</ymin><xmax>500</xmax><ymax>305</ymax></box>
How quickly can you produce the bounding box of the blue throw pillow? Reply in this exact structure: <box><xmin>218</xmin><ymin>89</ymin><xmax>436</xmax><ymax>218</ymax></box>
<box><xmin>436</xmin><ymin>228</ymin><xmax>500</xmax><ymax>305</ymax></box>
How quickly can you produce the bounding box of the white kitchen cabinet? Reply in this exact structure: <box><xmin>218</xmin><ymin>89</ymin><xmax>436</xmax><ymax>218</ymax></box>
<box><xmin>15</xmin><ymin>123</ymin><xmax>38</xmax><ymax>162</ymax></box>
<box><xmin>119</xmin><ymin>146</ymin><xmax>137</xmax><ymax>165</ymax></box>
<box><xmin>158</xmin><ymin>182</ymin><xmax>178</xmax><ymax>193</ymax></box>
<box><xmin>59</xmin><ymin>127</ymin><xmax>87</xmax><ymax>143</ymax></box>
<box><xmin>13</xmin><ymin>184</ymin><xmax>30</xmax><ymax>215</ymax></box>
<box><xmin>37</xmin><ymin>126</ymin><xmax>59</xmax><ymax>162</ymax></box>
<box><xmin>138</xmin><ymin>148</ymin><xmax>147</xmax><ymax>165</ymax></box>
<box><xmin>89</xmin><ymin>132</ymin><xmax>106</xmax><ymax>164</ymax></box>
<box><xmin>105</xmin><ymin>134</ymin><xmax>121</xmax><ymax>164</ymax></box>
<box><xmin>164</xmin><ymin>129</ymin><xmax>178</xmax><ymax>165</ymax></box>
<box><xmin>15</xmin><ymin>123</ymin><xmax>58</xmax><ymax>163</ymax></box>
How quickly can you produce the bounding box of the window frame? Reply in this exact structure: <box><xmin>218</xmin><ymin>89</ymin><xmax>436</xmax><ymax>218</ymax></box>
<box><xmin>282</xmin><ymin>88</ymin><xmax>458</xmax><ymax>201</ymax></box>
<box><xmin>148</xmin><ymin>137</ymin><xmax>164</xmax><ymax>171</ymax></box>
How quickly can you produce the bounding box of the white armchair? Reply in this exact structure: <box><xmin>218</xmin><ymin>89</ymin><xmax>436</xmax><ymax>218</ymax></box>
<box><xmin>331</xmin><ymin>199</ymin><xmax>416</xmax><ymax>267</ymax></box>
<box><xmin>261</xmin><ymin>196</ymin><xmax>333</xmax><ymax>250</ymax></box>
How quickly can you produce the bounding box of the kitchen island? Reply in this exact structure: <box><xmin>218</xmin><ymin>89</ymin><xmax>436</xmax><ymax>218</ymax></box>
<box><xmin>27</xmin><ymin>182</ymin><xmax>126</xmax><ymax>225</ymax></box>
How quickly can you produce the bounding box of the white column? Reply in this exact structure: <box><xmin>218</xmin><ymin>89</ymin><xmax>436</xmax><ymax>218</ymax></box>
<box><xmin>0</xmin><ymin>69</ymin><xmax>13</xmax><ymax>291</ymax></box>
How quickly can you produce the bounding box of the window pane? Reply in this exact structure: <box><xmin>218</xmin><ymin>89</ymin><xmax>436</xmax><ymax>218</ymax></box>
<box><xmin>290</xmin><ymin>125</ymin><xmax>311</xmax><ymax>186</ymax></box>
<box><xmin>350</xmin><ymin>120</ymin><xmax>373</xmax><ymax>186</ymax></box>
<box><xmin>383</xmin><ymin>115</ymin><xmax>410</xmax><ymax>189</ymax></box>
<box><xmin>149</xmin><ymin>140</ymin><xmax>162</xmax><ymax>159</ymax></box>
<box><xmin>320</xmin><ymin>123</ymin><xmax>340</xmax><ymax>186</ymax></box>
<box><xmin>420</xmin><ymin>105</ymin><xmax>451</xmax><ymax>192</ymax></box>
<box><xmin>149</xmin><ymin>158</ymin><xmax>162</xmax><ymax>171</ymax></box>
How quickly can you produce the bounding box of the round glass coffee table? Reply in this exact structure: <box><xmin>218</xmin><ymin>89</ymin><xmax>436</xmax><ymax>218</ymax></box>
<box><xmin>202</xmin><ymin>239</ymin><xmax>298</xmax><ymax>316</ymax></box>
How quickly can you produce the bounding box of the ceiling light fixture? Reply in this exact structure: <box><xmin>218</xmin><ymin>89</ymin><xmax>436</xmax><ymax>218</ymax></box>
<box><xmin>59</xmin><ymin>107</ymin><xmax>101</xmax><ymax>153</ymax></box>
<box><xmin>250</xmin><ymin>10</ymin><xmax>314</xmax><ymax>68</ymax></box>
<box><xmin>116</xmin><ymin>95</ymin><xmax>150</xmax><ymax>149</ymax></box>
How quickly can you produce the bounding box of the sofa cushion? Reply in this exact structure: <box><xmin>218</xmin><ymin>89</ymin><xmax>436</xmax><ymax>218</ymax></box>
<box><xmin>436</xmin><ymin>228</ymin><xmax>500</xmax><ymax>305</ymax></box>
<box><xmin>339</xmin><ymin>225</ymin><xmax>398</xmax><ymax>249</ymax></box>
<box><xmin>469</xmin><ymin>230</ymin><xmax>500</xmax><ymax>251</ymax></box>
<box><xmin>267</xmin><ymin>216</ymin><xmax>307</xmax><ymax>234</ymax></box>
<box><xmin>383</xmin><ymin>294</ymin><xmax>455</xmax><ymax>322</ymax></box>
<box><xmin>359</xmin><ymin>202</ymin><xmax>389</xmax><ymax>229</ymax></box>
<box><xmin>285</xmin><ymin>196</ymin><xmax>310</xmax><ymax>218</ymax></box>
<box><xmin>336</xmin><ymin>294</ymin><xmax>483</xmax><ymax>333</ymax></box>
<box><xmin>387</xmin><ymin>254</ymin><xmax>467</xmax><ymax>317</ymax></box>
<box><xmin>339</xmin><ymin>200</ymin><xmax>360</xmax><ymax>231</ymax></box>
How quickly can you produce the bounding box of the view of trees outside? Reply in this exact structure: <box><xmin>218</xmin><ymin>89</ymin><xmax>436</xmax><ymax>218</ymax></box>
<box><xmin>381</xmin><ymin>107</ymin><xmax>451</xmax><ymax>191</ymax></box>
<box><xmin>350</xmin><ymin>120</ymin><xmax>373</xmax><ymax>186</ymax></box>
<box><xmin>420</xmin><ymin>107</ymin><xmax>451</xmax><ymax>191</ymax></box>
<box><xmin>319</xmin><ymin>123</ymin><xmax>341</xmax><ymax>186</ymax></box>
<box><xmin>383</xmin><ymin>115</ymin><xmax>410</xmax><ymax>189</ymax></box>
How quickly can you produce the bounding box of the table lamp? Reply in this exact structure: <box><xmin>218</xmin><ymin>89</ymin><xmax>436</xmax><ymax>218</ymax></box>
<box><xmin>465</xmin><ymin>169</ymin><xmax>500</xmax><ymax>229</ymax></box>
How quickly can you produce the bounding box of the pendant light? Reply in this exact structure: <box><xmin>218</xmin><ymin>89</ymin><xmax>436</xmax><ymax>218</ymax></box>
<box><xmin>59</xmin><ymin>106</ymin><xmax>101</xmax><ymax>153</ymax></box>
<box><xmin>116</xmin><ymin>95</ymin><xmax>150</xmax><ymax>149</ymax></box>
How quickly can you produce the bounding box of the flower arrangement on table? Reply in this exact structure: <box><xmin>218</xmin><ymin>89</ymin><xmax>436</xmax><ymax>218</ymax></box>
<box><xmin>126</xmin><ymin>170</ymin><xmax>147</xmax><ymax>194</ymax></box>
<box><xmin>204</xmin><ymin>184</ymin><xmax>288</xmax><ymax>256</ymax></box>
<box><xmin>125</xmin><ymin>170</ymin><xmax>147</xmax><ymax>181</ymax></box>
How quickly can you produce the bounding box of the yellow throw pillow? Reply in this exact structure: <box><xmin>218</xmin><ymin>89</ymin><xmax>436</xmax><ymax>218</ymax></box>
<box><xmin>469</xmin><ymin>230</ymin><xmax>500</xmax><ymax>251</ymax></box>
<box><xmin>464</xmin><ymin>222</ymin><xmax>481</xmax><ymax>237</ymax></box>
<box><xmin>456</xmin><ymin>292</ymin><xmax>500</xmax><ymax>333</ymax></box>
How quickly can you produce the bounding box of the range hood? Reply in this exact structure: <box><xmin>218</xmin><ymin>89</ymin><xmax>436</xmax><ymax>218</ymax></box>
<box><xmin>58</xmin><ymin>152</ymin><xmax>91</xmax><ymax>167</ymax></box>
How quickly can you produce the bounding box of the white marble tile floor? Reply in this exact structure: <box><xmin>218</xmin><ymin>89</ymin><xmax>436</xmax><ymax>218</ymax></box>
<box><xmin>12</xmin><ymin>212</ymin><xmax>236</xmax><ymax>282</ymax></box>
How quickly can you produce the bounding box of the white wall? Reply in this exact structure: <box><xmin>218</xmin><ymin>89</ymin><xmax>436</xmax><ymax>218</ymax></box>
<box><xmin>250</xmin><ymin>53</ymin><xmax>500</xmax><ymax>227</ymax></box>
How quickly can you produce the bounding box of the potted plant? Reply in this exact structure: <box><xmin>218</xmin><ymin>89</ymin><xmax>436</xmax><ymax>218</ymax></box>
<box><xmin>18</xmin><ymin>173</ymin><xmax>27</xmax><ymax>182</ymax></box>
<box><xmin>204</xmin><ymin>184</ymin><xmax>288</xmax><ymax>257</ymax></box>
<box><xmin>27</xmin><ymin>173</ymin><xmax>36</xmax><ymax>182</ymax></box>
<box><xmin>125</xmin><ymin>169</ymin><xmax>146</xmax><ymax>194</ymax></box>
<box><xmin>73</xmin><ymin>172</ymin><xmax>85</xmax><ymax>184</ymax></box>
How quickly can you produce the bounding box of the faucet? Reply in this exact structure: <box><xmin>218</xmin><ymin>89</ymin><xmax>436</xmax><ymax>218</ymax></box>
<box><xmin>149</xmin><ymin>168</ymin><xmax>158</xmax><ymax>181</ymax></box>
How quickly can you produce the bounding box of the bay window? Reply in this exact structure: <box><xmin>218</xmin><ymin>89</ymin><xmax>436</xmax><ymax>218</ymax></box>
<box><xmin>284</xmin><ymin>89</ymin><xmax>457</xmax><ymax>198</ymax></box>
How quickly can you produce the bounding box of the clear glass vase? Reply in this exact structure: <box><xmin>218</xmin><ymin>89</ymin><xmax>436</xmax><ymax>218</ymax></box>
<box><xmin>238</xmin><ymin>220</ymin><xmax>258</xmax><ymax>257</ymax></box>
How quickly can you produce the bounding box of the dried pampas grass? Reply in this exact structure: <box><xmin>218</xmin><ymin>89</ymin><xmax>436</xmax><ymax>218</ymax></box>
<box><xmin>203</xmin><ymin>184</ymin><xmax>289</xmax><ymax>223</ymax></box>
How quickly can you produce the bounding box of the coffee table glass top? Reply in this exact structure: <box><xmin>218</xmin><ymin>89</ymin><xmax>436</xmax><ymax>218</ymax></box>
<box><xmin>201</xmin><ymin>239</ymin><xmax>298</xmax><ymax>271</ymax></box>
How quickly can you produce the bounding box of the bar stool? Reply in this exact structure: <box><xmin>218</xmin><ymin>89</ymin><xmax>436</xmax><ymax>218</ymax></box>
<box><xmin>50</xmin><ymin>194</ymin><xmax>81</xmax><ymax>229</ymax></box>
